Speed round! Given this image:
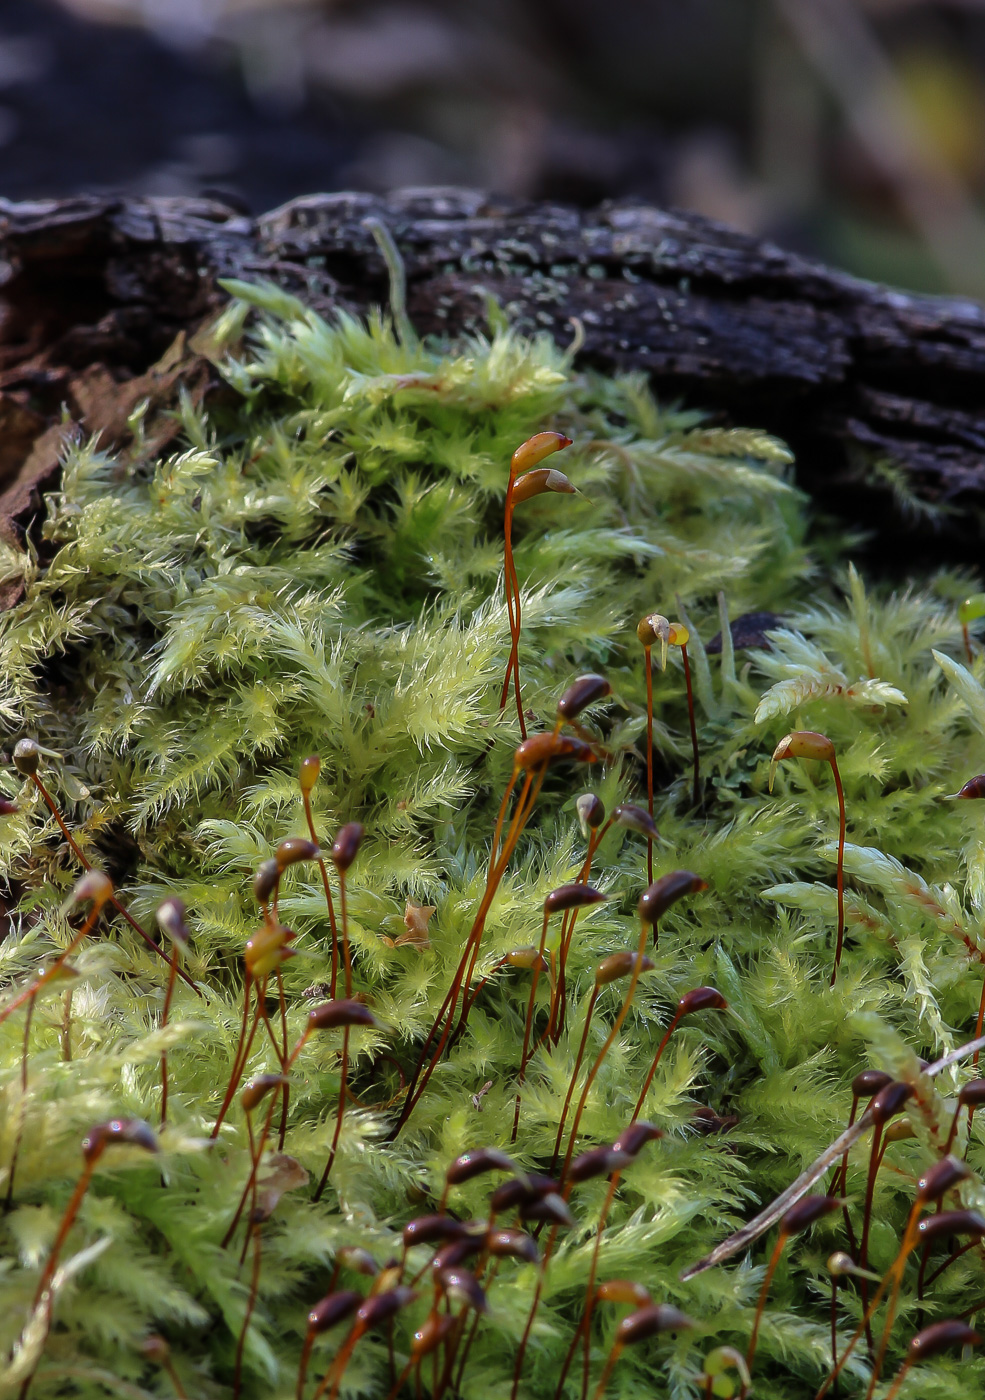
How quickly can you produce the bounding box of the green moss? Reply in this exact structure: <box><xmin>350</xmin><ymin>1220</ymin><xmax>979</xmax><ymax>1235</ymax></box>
<box><xmin>0</xmin><ymin>279</ymin><xmax>984</xmax><ymax>1399</ymax></box>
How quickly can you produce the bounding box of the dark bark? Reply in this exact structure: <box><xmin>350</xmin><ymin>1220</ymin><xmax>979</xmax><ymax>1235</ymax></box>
<box><xmin>2</xmin><ymin>187</ymin><xmax>985</xmax><ymax>568</ymax></box>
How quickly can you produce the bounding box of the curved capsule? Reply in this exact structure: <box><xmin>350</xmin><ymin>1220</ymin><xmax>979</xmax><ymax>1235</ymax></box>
<box><xmin>307</xmin><ymin>999</ymin><xmax>377</xmax><ymax>1032</ymax></box>
<box><xmin>253</xmin><ymin>858</ymin><xmax>280</xmax><ymax>905</ymax></box>
<box><xmin>445</xmin><ymin>1147</ymin><xmax>516</xmax><ymax>1185</ymax></box>
<box><xmin>436</xmin><ymin>1267</ymin><xmax>487</xmax><ymax>1311</ymax></box>
<box><xmin>412</xmin><ymin>1313</ymin><xmax>456</xmax><ymax>1358</ymax></box>
<box><xmin>636</xmin><ymin>614</ymin><xmax>671</xmax><ymax>669</ymax></box>
<box><xmin>275</xmin><ymin>837</ymin><xmax>321</xmax><ymax>870</ymax></box>
<box><xmin>908</xmin><ymin>1320</ymin><xmax>981</xmax><ymax>1361</ymax></box>
<box><xmin>677</xmin><ymin>986</ymin><xmax>727</xmax><ymax>1016</ymax></box>
<box><xmin>852</xmin><ymin>1069</ymin><xmax>893</xmax><ymax>1099</ymax></box>
<box><xmin>638</xmin><ymin>872</ymin><xmax>707</xmax><ymax>926</ymax></box>
<box><xmin>506</xmin><ymin>948</ymin><xmax>549</xmax><ymax>971</ymax></box>
<box><xmin>71</xmin><ymin>870</ymin><xmax>114</xmax><ymax>908</ymax></box>
<box><xmin>959</xmin><ymin>1078</ymin><xmax>985</xmax><ymax>1106</ymax></box>
<box><xmin>870</xmin><ymin>1080</ymin><xmax>914</xmax><ymax>1125</ymax></box>
<box><xmin>519</xmin><ymin>1192</ymin><xmax>575</xmax><ymax>1228</ymax></box>
<box><xmin>401</xmin><ymin>1215</ymin><xmax>467</xmax><ymax>1251</ymax></box>
<box><xmin>612</xmin><ymin>804</ymin><xmax>661</xmax><ymax>841</ymax></box>
<box><xmin>556</xmin><ymin>674</ymin><xmax>611</xmax><ymax>721</ymax></box>
<box><xmin>595</xmin><ymin>951</ymin><xmax>655</xmax><ymax>986</ymax></box>
<box><xmin>769</xmin><ymin>730</ymin><xmax>836</xmax><ymax>791</ymax></box>
<box><xmin>781</xmin><ymin>1194</ymin><xmax>840</xmax><ymax>1236</ymax></box>
<box><xmin>241</xmin><ymin>1074</ymin><xmax>290</xmax><ymax>1113</ymax></box>
<box><xmin>544</xmin><ymin>883</ymin><xmax>607</xmax><ymax>915</ymax></box>
<box><xmin>510</xmin><ymin>431</ymin><xmax>572</xmax><ymax>477</ymax></box>
<box><xmin>245</xmin><ymin>924</ymin><xmax>296</xmax><ymax>978</ymax></box>
<box><xmin>432</xmin><ymin>1237</ymin><xmax>485</xmax><ymax>1270</ymax></box>
<box><xmin>489</xmin><ymin>1174</ymin><xmax>558</xmax><ymax>1214</ymax></box>
<box><xmin>331</xmin><ymin>823</ymin><xmax>364</xmax><ymax>872</ymax></box>
<box><xmin>510</xmin><ymin>467</ymin><xmax>576</xmax><ymax>505</ymax></box>
<box><xmin>953</xmin><ymin>775</ymin><xmax>985</xmax><ymax>800</ymax></box>
<box><xmin>612</xmin><ymin>1121</ymin><xmax>664</xmax><ymax>1158</ymax></box>
<box><xmin>82</xmin><ymin>1117</ymin><xmax>158</xmax><ymax>1163</ymax></box>
<box><xmin>618</xmin><ymin>1304</ymin><xmax>694</xmax><ymax>1345</ymax></box>
<box><xmin>576</xmin><ymin>793</ymin><xmax>605</xmax><ymax>832</ymax></box>
<box><xmin>486</xmin><ymin>1229</ymin><xmax>539</xmax><ymax>1263</ymax></box>
<box><xmin>917</xmin><ymin>1155</ymin><xmax>971</xmax><ymax>1203</ymax></box>
<box><xmin>308</xmin><ymin>1290</ymin><xmax>361</xmax><ymax>1335</ymax></box>
<box><xmin>515</xmin><ymin>733</ymin><xmax>597</xmax><ymax>771</ymax></box>
<box><xmin>916</xmin><ymin>1209</ymin><xmax>985</xmax><ymax>1245</ymax></box>
<box><xmin>567</xmin><ymin>1147</ymin><xmax>631</xmax><ymax>1184</ymax></box>
<box><xmin>355</xmin><ymin>1287</ymin><xmax>416</xmax><ymax>1330</ymax></box>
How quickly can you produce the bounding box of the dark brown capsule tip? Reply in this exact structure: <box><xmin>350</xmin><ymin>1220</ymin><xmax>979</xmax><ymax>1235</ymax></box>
<box><xmin>955</xmin><ymin>776</ymin><xmax>985</xmax><ymax>800</ymax></box>
<box><xmin>851</xmin><ymin>1069</ymin><xmax>893</xmax><ymax>1099</ymax></box>
<box><xmin>0</xmin><ymin>797</ymin><xmax>18</xmax><ymax>815</ymax></box>
<box><xmin>331</xmin><ymin>822</ymin><xmax>364</xmax><ymax>872</ymax></box>
<box><xmin>486</xmin><ymin>1229</ymin><xmax>539</xmax><ymax>1263</ymax></box>
<box><xmin>82</xmin><ymin>1117</ymin><xmax>159</xmax><ymax>1162</ymax></box>
<box><xmin>908</xmin><ymin>1321</ymin><xmax>981</xmax><ymax>1361</ymax></box>
<box><xmin>308</xmin><ymin>1290</ymin><xmax>362</xmax><ymax>1335</ymax></box>
<box><xmin>515</xmin><ymin>733</ymin><xmax>597</xmax><ymax>771</ymax></box>
<box><xmin>576</xmin><ymin>793</ymin><xmax>606</xmax><ymax>830</ymax></box>
<box><xmin>241</xmin><ymin>1074</ymin><xmax>290</xmax><ymax>1113</ymax></box>
<box><xmin>678</xmin><ymin>986</ymin><xmax>727</xmax><ymax>1016</ymax></box>
<box><xmin>959</xmin><ymin>1078</ymin><xmax>985</xmax><ymax>1107</ymax></box>
<box><xmin>618</xmin><ymin>1304</ymin><xmax>694</xmax><ymax>1345</ymax></box>
<box><xmin>432</xmin><ymin>1236</ymin><xmax>485</xmax><ymax>1270</ymax></box>
<box><xmin>275</xmin><ymin>836</ymin><xmax>321</xmax><ymax>870</ymax></box>
<box><xmin>567</xmin><ymin>1147</ymin><xmax>631</xmax><ymax>1185</ymax></box>
<box><xmin>544</xmin><ymin>883</ymin><xmax>607</xmax><ymax>915</ymax></box>
<box><xmin>436</xmin><ymin>1267</ymin><xmax>487</xmax><ymax>1312</ymax></box>
<box><xmin>870</xmin><ymin>1080</ymin><xmax>914</xmax><ymax>1124</ymax></box>
<box><xmin>519</xmin><ymin>1192</ymin><xmax>575</xmax><ymax>1229</ymax></box>
<box><xmin>307</xmin><ymin>999</ymin><xmax>378</xmax><ymax>1031</ymax></box>
<box><xmin>488</xmin><ymin>1174</ymin><xmax>558</xmax><ymax>1214</ymax></box>
<box><xmin>612</xmin><ymin>804</ymin><xmax>661</xmax><ymax>841</ymax></box>
<box><xmin>611</xmin><ymin>1121</ymin><xmax>664</xmax><ymax>1157</ymax></box>
<box><xmin>917</xmin><ymin>1155</ymin><xmax>971</xmax><ymax>1203</ymax></box>
<box><xmin>402</xmin><ymin>1215</ymin><xmax>466</xmax><ymax>1249</ymax></box>
<box><xmin>556</xmin><ymin>674</ymin><xmax>612</xmax><ymax>721</ymax></box>
<box><xmin>638</xmin><ymin>871</ymin><xmax>707</xmax><ymax>925</ymax></box>
<box><xmin>781</xmin><ymin>1194</ymin><xmax>841</xmax><ymax>1236</ymax></box>
<box><xmin>356</xmin><ymin>1288</ymin><xmax>416</xmax><ymax>1329</ymax></box>
<box><xmin>253</xmin><ymin>857</ymin><xmax>280</xmax><ymax>904</ymax></box>
<box><xmin>917</xmin><ymin>1209</ymin><xmax>985</xmax><ymax>1245</ymax></box>
<box><xmin>445</xmin><ymin>1146</ymin><xmax>516</xmax><ymax>1185</ymax></box>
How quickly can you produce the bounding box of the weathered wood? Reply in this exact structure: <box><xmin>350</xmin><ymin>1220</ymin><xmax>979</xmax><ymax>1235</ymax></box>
<box><xmin>2</xmin><ymin>187</ymin><xmax>984</xmax><ymax>564</ymax></box>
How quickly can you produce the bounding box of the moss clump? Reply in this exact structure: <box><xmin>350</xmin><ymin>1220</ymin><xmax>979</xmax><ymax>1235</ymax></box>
<box><xmin>0</xmin><ymin>279</ymin><xmax>984</xmax><ymax>1399</ymax></box>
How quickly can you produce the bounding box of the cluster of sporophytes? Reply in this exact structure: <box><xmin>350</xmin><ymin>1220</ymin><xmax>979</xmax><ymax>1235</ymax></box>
<box><xmin>3</xmin><ymin>273</ymin><xmax>985</xmax><ymax>1400</ymax></box>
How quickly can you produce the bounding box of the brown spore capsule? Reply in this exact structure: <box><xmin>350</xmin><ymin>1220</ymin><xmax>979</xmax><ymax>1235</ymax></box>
<box><xmin>520</xmin><ymin>1192</ymin><xmax>575</xmax><ymax>1228</ymax></box>
<box><xmin>241</xmin><ymin>1074</ymin><xmax>290</xmax><ymax>1113</ymax></box>
<box><xmin>156</xmin><ymin>897</ymin><xmax>189</xmax><ymax>945</ymax></box>
<box><xmin>355</xmin><ymin>1287</ymin><xmax>416</xmax><ymax>1329</ymax></box>
<box><xmin>556</xmin><ymin>674</ymin><xmax>611</xmax><ymax>721</ymax></box>
<box><xmin>852</xmin><ymin>1069</ymin><xmax>893</xmax><ymax>1099</ymax></box>
<box><xmin>307</xmin><ymin>999</ymin><xmax>377</xmax><ymax>1031</ymax></box>
<box><xmin>505</xmin><ymin>947</ymin><xmax>548</xmax><ymax>971</ymax></box>
<box><xmin>253</xmin><ymin>858</ymin><xmax>280</xmax><ymax>905</ymax></box>
<box><xmin>436</xmin><ymin>1267</ymin><xmax>487</xmax><ymax>1312</ymax></box>
<box><xmin>618</xmin><ymin>1304</ymin><xmax>694</xmax><ymax>1345</ymax></box>
<box><xmin>959</xmin><ymin>1078</ymin><xmax>985</xmax><ymax>1106</ymax></box>
<box><xmin>595</xmin><ymin>950</ymin><xmax>655</xmax><ymax>986</ymax></box>
<box><xmin>678</xmin><ymin>986</ymin><xmax>728</xmax><ymax>1016</ymax></box>
<box><xmin>567</xmin><ymin>1147</ymin><xmax>631</xmax><ymax>1185</ymax></box>
<box><xmin>596</xmin><ymin>1279</ymin><xmax>652</xmax><ymax>1306</ymax></box>
<box><xmin>870</xmin><ymin>1080</ymin><xmax>914</xmax><ymax>1124</ymax></box>
<box><xmin>0</xmin><ymin>798</ymin><xmax>18</xmax><ymax>815</ymax></box>
<box><xmin>13</xmin><ymin>738</ymin><xmax>42</xmax><ymax>776</ymax></box>
<box><xmin>638</xmin><ymin>871</ymin><xmax>707</xmax><ymax>925</ymax></box>
<box><xmin>412</xmin><ymin>1313</ymin><xmax>456</xmax><ymax>1358</ymax></box>
<box><xmin>612</xmin><ymin>1121</ymin><xmax>664</xmax><ymax>1157</ymax></box>
<box><xmin>576</xmin><ymin>793</ymin><xmax>605</xmax><ymax>831</ymax></box>
<box><xmin>486</xmin><ymin>1229</ymin><xmax>539</xmax><ymax>1263</ymax></box>
<box><xmin>275</xmin><ymin>836</ymin><xmax>321</xmax><ymax>870</ymax></box>
<box><xmin>445</xmin><ymin>1146</ymin><xmax>516</xmax><ymax>1185</ymax></box>
<box><xmin>515</xmin><ymin>733</ymin><xmax>596</xmax><ymax>771</ymax></box>
<box><xmin>82</xmin><ymin>1117</ymin><xmax>159</xmax><ymax>1162</ymax></box>
<box><xmin>331</xmin><ymin>822</ymin><xmax>364</xmax><ymax>872</ymax></box>
<box><xmin>612</xmin><ymin>804</ymin><xmax>661</xmax><ymax>840</ymax></box>
<box><xmin>489</xmin><ymin>1174</ymin><xmax>558</xmax><ymax>1214</ymax></box>
<box><xmin>544</xmin><ymin>883</ymin><xmax>607</xmax><ymax>915</ymax></box>
<box><xmin>917</xmin><ymin>1155</ymin><xmax>971</xmax><ymax>1203</ymax></box>
<box><xmin>337</xmin><ymin>1246</ymin><xmax>379</xmax><ymax>1277</ymax></box>
<box><xmin>511</xmin><ymin>431</ymin><xmax>572</xmax><ymax>476</ymax></box>
<box><xmin>308</xmin><ymin>1290</ymin><xmax>362</xmax><ymax>1334</ymax></box>
<box><xmin>954</xmin><ymin>775</ymin><xmax>985</xmax><ymax>800</ymax></box>
<box><xmin>402</xmin><ymin>1215</ymin><xmax>466</xmax><ymax>1249</ymax></box>
<box><xmin>432</xmin><ymin>1236</ymin><xmax>485</xmax><ymax>1270</ymax></box>
<box><xmin>908</xmin><ymin>1320</ymin><xmax>981</xmax><ymax>1360</ymax></box>
<box><xmin>781</xmin><ymin>1194</ymin><xmax>840</xmax><ymax>1236</ymax></box>
<box><xmin>916</xmin><ymin>1208</ymin><xmax>985</xmax><ymax>1245</ymax></box>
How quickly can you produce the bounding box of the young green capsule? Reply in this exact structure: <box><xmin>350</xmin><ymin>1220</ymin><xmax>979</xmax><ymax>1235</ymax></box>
<box><xmin>299</xmin><ymin>754</ymin><xmax>321</xmax><ymax>793</ymax></box>
<box><xmin>596</xmin><ymin>1279</ymin><xmax>652</xmax><ymax>1306</ymax></box>
<box><xmin>506</xmin><ymin>947</ymin><xmax>549</xmax><ymax>971</ymax></box>
<box><xmin>511</xmin><ymin>431</ymin><xmax>572</xmax><ymax>476</ymax></box>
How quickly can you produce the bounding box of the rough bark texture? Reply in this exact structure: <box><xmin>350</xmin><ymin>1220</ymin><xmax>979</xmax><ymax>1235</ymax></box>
<box><xmin>2</xmin><ymin>186</ymin><xmax>985</xmax><ymax>568</ymax></box>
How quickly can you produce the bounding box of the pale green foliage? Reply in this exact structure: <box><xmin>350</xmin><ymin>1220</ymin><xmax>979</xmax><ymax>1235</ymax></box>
<box><xmin>0</xmin><ymin>289</ymin><xmax>983</xmax><ymax>1400</ymax></box>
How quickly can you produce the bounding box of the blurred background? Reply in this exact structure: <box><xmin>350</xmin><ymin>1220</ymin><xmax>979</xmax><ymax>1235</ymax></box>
<box><xmin>4</xmin><ymin>0</ymin><xmax>985</xmax><ymax>297</ymax></box>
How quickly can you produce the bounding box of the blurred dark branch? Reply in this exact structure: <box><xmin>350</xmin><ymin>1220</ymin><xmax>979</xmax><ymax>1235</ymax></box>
<box><xmin>2</xmin><ymin>188</ymin><xmax>985</xmax><ymax>568</ymax></box>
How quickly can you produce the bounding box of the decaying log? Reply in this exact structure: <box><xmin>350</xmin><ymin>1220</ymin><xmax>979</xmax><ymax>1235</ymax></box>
<box><xmin>2</xmin><ymin>187</ymin><xmax>985</xmax><ymax>568</ymax></box>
